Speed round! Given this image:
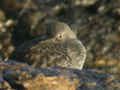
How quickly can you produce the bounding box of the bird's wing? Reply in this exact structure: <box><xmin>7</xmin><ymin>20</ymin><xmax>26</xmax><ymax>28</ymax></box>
<box><xmin>66</xmin><ymin>40</ymin><xmax>86</xmax><ymax>70</ymax></box>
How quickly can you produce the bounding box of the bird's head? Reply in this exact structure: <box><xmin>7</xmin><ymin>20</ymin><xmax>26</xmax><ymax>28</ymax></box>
<box><xmin>45</xmin><ymin>22</ymin><xmax>77</xmax><ymax>42</ymax></box>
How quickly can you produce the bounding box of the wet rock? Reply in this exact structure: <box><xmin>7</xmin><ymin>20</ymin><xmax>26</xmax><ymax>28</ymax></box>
<box><xmin>0</xmin><ymin>0</ymin><xmax>37</xmax><ymax>14</ymax></box>
<box><xmin>0</xmin><ymin>9</ymin><xmax>6</xmax><ymax>21</ymax></box>
<box><xmin>0</xmin><ymin>61</ymin><xmax>12</xmax><ymax>89</ymax></box>
<box><xmin>0</xmin><ymin>10</ymin><xmax>15</xmax><ymax>59</ymax></box>
<box><xmin>65</xmin><ymin>0</ymin><xmax>98</xmax><ymax>7</ymax></box>
<box><xmin>1</xmin><ymin>60</ymin><xmax>120</xmax><ymax>90</ymax></box>
<box><xmin>1</xmin><ymin>61</ymin><xmax>79</xmax><ymax>90</ymax></box>
<box><xmin>0</xmin><ymin>76</ymin><xmax>12</xmax><ymax>90</ymax></box>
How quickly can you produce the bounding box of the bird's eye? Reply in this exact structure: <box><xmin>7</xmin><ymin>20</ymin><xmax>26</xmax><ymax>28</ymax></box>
<box><xmin>57</xmin><ymin>34</ymin><xmax>63</xmax><ymax>39</ymax></box>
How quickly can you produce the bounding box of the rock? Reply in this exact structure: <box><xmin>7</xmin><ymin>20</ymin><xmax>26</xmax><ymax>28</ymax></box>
<box><xmin>0</xmin><ymin>61</ymin><xmax>12</xmax><ymax>89</ymax></box>
<box><xmin>0</xmin><ymin>60</ymin><xmax>119</xmax><ymax>90</ymax></box>
<box><xmin>0</xmin><ymin>10</ymin><xmax>15</xmax><ymax>59</ymax></box>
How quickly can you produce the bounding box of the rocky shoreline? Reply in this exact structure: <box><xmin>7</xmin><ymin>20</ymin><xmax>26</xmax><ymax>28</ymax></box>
<box><xmin>0</xmin><ymin>60</ymin><xmax>120</xmax><ymax>90</ymax></box>
<box><xmin>0</xmin><ymin>0</ymin><xmax>120</xmax><ymax>89</ymax></box>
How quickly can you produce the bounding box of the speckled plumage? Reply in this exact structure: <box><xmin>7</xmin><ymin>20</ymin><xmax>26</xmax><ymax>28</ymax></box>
<box><xmin>9</xmin><ymin>21</ymin><xmax>86</xmax><ymax>70</ymax></box>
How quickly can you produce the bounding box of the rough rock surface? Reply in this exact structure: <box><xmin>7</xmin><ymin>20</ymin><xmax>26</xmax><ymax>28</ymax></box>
<box><xmin>0</xmin><ymin>60</ymin><xmax>120</xmax><ymax>90</ymax></box>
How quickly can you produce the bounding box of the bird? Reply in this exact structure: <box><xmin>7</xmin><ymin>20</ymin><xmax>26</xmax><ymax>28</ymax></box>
<box><xmin>9</xmin><ymin>21</ymin><xmax>86</xmax><ymax>70</ymax></box>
